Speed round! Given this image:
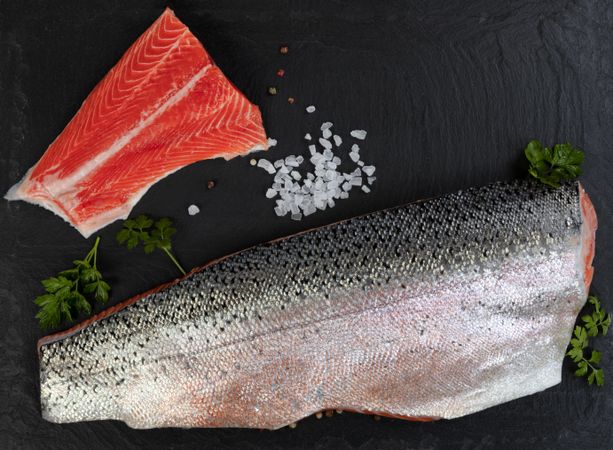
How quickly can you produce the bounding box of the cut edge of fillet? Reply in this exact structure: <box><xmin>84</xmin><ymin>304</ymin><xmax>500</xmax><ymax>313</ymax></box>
<box><xmin>578</xmin><ymin>183</ymin><xmax>597</xmax><ymax>293</ymax></box>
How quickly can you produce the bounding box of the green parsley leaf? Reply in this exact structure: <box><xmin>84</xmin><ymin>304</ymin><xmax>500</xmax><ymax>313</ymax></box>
<box><xmin>134</xmin><ymin>214</ymin><xmax>154</xmax><ymax>229</ymax></box>
<box><xmin>575</xmin><ymin>361</ymin><xmax>588</xmax><ymax>377</ymax></box>
<box><xmin>34</xmin><ymin>236</ymin><xmax>110</xmax><ymax>329</ymax></box>
<box><xmin>589</xmin><ymin>350</ymin><xmax>601</xmax><ymax>365</ymax></box>
<box><xmin>595</xmin><ymin>369</ymin><xmax>605</xmax><ymax>387</ymax></box>
<box><xmin>116</xmin><ymin>228</ymin><xmax>131</xmax><ymax>245</ymax></box>
<box><xmin>603</xmin><ymin>314</ymin><xmax>611</xmax><ymax>336</ymax></box>
<box><xmin>524</xmin><ymin>140</ymin><xmax>584</xmax><ymax>188</ymax></box>
<box><xmin>94</xmin><ymin>280</ymin><xmax>110</xmax><ymax>303</ymax></box>
<box><xmin>58</xmin><ymin>267</ymin><xmax>80</xmax><ymax>280</ymax></box>
<box><xmin>41</xmin><ymin>276</ymin><xmax>72</xmax><ymax>293</ymax></box>
<box><xmin>117</xmin><ymin>214</ymin><xmax>186</xmax><ymax>275</ymax></box>
<box><xmin>566</xmin><ymin>294</ymin><xmax>609</xmax><ymax>387</ymax></box>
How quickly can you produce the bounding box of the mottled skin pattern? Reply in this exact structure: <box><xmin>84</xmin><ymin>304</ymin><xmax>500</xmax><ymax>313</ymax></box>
<box><xmin>39</xmin><ymin>180</ymin><xmax>592</xmax><ymax>429</ymax></box>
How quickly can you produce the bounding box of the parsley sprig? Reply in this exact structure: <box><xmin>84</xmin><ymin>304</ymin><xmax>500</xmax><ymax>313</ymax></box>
<box><xmin>35</xmin><ymin>236</ymin><xmax>110</xmax><ymax>329</ymax></box>
<box><xmin>566</xmin><ymin>295</ymin><xmax>610</xmax><ymax>386</ymax></box>
<box><xmin>117</xmin><ymin>214</ymin><xmax>186</xmax><ymax>275</ymax></box>
<box><xmin>524</xmin><ymin>140</ymin><xmax>584</xmax><ymax>188</ymax></box>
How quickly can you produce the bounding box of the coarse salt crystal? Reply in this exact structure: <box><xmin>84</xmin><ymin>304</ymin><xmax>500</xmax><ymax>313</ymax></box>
<box><xmin>319</xmin><ymin>138</ymin><xmax>332</xmax><ymax>150</ymax></box>
<box><xmin>368</xmin><ymin>176</ymin><xmax>376</xmax><ymax>184</ymax></box>
<box><xmin>362</xmin><ymin>165</ymin><xmax>376</xmax><ymax>176</ymax></box>
<box><xmin>361</xmin><ymin>185</ymin><xmax>371</xmax><ymax>193</ymax></box>
<box><xmin>303</xmin><ymin>204</ymin><xmax>316</xmax><ymax>216</ymax></box>
<box><xmin>304</xmin><ymin>133</ymin><xmax>312</xmax><ymax>140</ymax></box>
<box><xmin>349</xmin><ymin>152</ymin><xmax>360</xmax><ymax>162</ymax></box>
<box><xmin>310</xmin><ymin>153</ymin><xmax>324</xmax><ymax>165</ymax></box>
<box><xmin>187</xmin><ymin>204</ymin><xmax>200</xmax><ymax>216</ymax></box>
<box><xmin>350</xmin><ymin>130</ymin><xmax>367</xmax><ymax>140</ymax></box>
<box><xmin>322</xmin><ymin>128</ymin><xmax>332</xmax><ymax>139</ymax></box>
<box><xmin>351</xmin><ymin>144</ymin><xmax>360</xmax><ymax>152</ymax></box>
<box><xmin>274</xmin><ymin>159</ymin><xmax>284</xmax><ymax>168</ymax></box>
<box><xmin>358</xmin><ymin>160</ymin><xmax>364</xmax><ymax>167</ymax></box>
<box><xmin>333</xmin><ymin>135</ymin><xmax>342</xmax><ymax>146</ymax></box>
<box><xmin>285</xmin><ymin>155</ymin><xmax>299</xmax><ymax>167</ymax></box>
<box><xmin>257</xmin><ymin>158</ymin><xmax>276</xmax><ymax>174</ymax></box>
<box><xmin>321</xmin><ymin>122</ymin><xmax>333</xmax><ymax>130</ymax></box>
<box><xmin>309</xmin><ymin>144</ymin><xmax>317</xmax><ymax>155</ymax></box>
<box><xmin>266</xmin><ymin>188</ymin><xmax>277</xmax><ymax>198</ymax></box>
<box><xmin>291</xmin><ymin>213</ymin><xmax>302</xmax><ymax>221</ymax></box>
<box><xmin>306</xmin><ymin>105</ymin><xmax>316</xmax><ymax>113</ymax></box>
<box><xmin>267</xmin><ymin>137</ymin><xmax>278</xmax><ymax>147</ymax></box>
<box><xmin>291</xmin><ymin>171</ymin><xmax>301</xmax><ymax>180</ymax></box>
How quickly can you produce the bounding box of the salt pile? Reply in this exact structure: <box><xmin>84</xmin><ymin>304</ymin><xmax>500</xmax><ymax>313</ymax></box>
<box><xmin>254</xmin><ymin>122</ymin><xmax>376</xmax><ymax>220</ymax></box>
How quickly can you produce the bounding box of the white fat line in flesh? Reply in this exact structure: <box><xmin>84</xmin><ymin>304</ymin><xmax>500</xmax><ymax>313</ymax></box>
<box><xmin>40</xmin><ymin>64</ymin><xmax>212</xmax><ymax>198</ymax></box>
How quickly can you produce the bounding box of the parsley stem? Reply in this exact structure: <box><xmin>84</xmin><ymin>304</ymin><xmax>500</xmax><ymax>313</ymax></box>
<box><xmin>162</xmin><ymin>248</ymin><xmax>186</xmax><ymax>276</ymax></box>
<box><xmin>583</xmin><ymin>358</ymin><xmax>597</xmax><ymax>372</ymax></box>
<box><xmin>93</xmin><ymin>237</ymin><xmax>99</xmax><ymax>269</ymax></box>
<box><xmin>85</xmin><ymin>236</ymin><xmax>101</xmax><ymax>266</ymax></box>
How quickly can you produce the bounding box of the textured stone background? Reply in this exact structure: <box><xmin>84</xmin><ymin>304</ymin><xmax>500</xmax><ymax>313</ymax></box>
<box><xmin>1</xmin><ymin>0</ymin><xmax>611</xmax><ymax>448</ymax></box>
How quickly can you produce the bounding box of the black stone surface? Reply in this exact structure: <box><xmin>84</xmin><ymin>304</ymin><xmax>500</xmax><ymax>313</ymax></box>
<box><xmin>1</xmin><ymin>1</ymin><xmax>612</xmax><ymax>448</ymax></box>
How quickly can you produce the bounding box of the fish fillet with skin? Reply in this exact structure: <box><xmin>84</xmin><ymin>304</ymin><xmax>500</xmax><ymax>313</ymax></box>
<box><xmin>5</xmin><ymin>8</ymin><xmax>268</xmax><ymax>238</ymax></box>
<box><xmin>38</xmin><ymin>180</ymin><xmax>597</xmax><ymax>429</ymax></box>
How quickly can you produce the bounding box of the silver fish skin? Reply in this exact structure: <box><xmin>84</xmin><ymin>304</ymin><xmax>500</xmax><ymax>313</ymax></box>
<box><xmin>38</xmin><ymin>180</ymin><xmax>596</xmax><ymax>429</ymax></box>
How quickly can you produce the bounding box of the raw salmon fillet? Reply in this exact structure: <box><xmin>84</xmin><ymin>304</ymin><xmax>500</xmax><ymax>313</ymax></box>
<box><xmin>5</xmin><ymin>8</ymin><xmax>268</xmax><ymax>237</ymax></box>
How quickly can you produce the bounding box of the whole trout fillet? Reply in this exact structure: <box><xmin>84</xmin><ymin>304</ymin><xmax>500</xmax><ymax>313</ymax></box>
<box><xmin>38</xmin><ymin>180</ymin><xmax>597</xmax><ymax>429</ymax></box>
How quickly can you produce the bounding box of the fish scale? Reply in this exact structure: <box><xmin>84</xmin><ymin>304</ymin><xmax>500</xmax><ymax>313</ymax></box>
<box><xmin>38</xmin><ymin>180</ymin><xmax>596</xmax><ymax>429</ymax></box>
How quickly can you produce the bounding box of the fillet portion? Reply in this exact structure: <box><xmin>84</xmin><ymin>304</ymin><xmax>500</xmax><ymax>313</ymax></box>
<box><xmin>38</xmin><ymin>181</ymin><xmax>596</xmax><ymax>429</ymax></box>
<box><xmin>6</xmin><ymin>8</ymin><xmax>268</xmax><ymax>237</ymax></box>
